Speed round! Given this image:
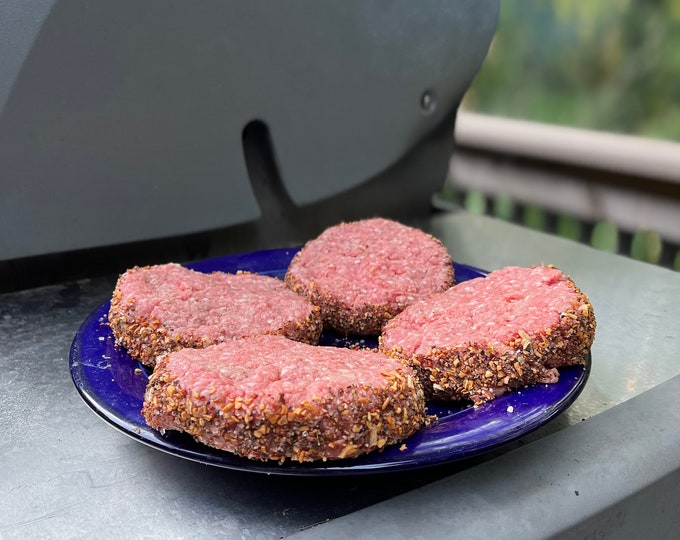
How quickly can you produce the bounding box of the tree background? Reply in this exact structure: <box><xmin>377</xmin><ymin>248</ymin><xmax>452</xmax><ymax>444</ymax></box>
<box><xmin>463</xmin><ymin>0</ymin><xmax>680</xmax><ymax>141</ymax></box>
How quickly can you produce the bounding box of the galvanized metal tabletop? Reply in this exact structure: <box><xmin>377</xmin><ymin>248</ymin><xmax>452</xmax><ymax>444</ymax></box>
<box><xmin>2</xmin><ymin>212</ymin><xmax>679</xmax><ymax>539</ymax></box>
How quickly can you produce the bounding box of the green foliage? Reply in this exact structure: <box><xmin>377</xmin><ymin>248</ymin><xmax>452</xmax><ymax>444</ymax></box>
<box><xmin>492</xmin><ymin>194</ymin><xmax>515</xmax><ymax>221</ymax></box>
<box><xmin>630</xmin><ymin>229</ymin><xmax>663</xmax><ymax>263</ymax></box>
<box><xmin>464</xmin><ymin>190</ymin><xmax>487</xmax><ymax>214</ymax></box>
<box><xmin>591</xmin><ymin>221</ymin><xmax>620</xmax><ymax>253</ymax></box>
<box><xmin>464</xmin><ymin>0</ymin><xmax>680</xmax><ymax>141</ymax></box>
<box><xmin>439</xmin><ymin>181</ymin><xmax>459</xmax><ymax>206</ymax></box>
<box><xmin>556</xmin><ymin>215</ymin><xmax>582</xmax><ymax>241</ymax></box>
<box><xmin>522</xmin><ymin>204</ymin><xmax>547</xmax><ymax>231</ymax></box>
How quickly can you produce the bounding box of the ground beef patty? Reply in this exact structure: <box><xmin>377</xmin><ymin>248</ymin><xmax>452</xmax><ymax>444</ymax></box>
<box><xmin>380</xmin><ymin>265</ymin><xmax>596</xmax><ymax>405</ymax></box>
<box><xmin>285</xmin><ymin>218</ymin><xmax>455</xmax><ymax>335</ymax></box>
<box><xmin>142</xmin><ymin>335</ymin><xmax>427</xmax><ymax>462</ymax></box>
<box><xmin>108</xmin><ymin>264</ymin><xmax>322</xmax><ymax>367</ymax></box>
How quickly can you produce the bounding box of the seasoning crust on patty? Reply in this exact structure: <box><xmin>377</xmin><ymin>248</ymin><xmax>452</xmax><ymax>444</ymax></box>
<box><xmin>380</xmin><ymin>265</ymin><xmax>596</xmax><ymax>404</ymax></box>
<box><xmin>142</xmin><ymin>335</ymin><xmax>427</xmax><ymax>462</ymax></box>
<box><xmin>109</xmin><ymin>263</ymin><xmax>322</xmax><ymax>367</ymax></box>
<box><xmin>285</xmin><ymin>218</ymin><xmax>455</xmax><ymax>335</ymax></box>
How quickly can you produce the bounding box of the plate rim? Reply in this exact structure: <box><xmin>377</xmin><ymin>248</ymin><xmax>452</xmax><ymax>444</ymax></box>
<box><xmin>69</xmin><ymin>246</ymin><xmax>590</xmax><ymax>476</ymax></box>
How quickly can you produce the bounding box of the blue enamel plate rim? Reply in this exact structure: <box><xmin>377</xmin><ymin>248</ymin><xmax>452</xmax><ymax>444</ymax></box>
<box><xmin>69</xmin><ymin>247</ymin><xmax>590</xmax><ymax>476</ymax></box>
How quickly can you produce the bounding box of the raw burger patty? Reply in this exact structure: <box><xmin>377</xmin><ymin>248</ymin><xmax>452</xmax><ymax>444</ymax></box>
<box><xmin>380</xmin><ymin>265</ymin><xmax>596</xmax><ymax>404</ymax></box>
<box><xmin>285</xmin><ymin>218</ymin><xmax>455</xmax><ymax>335</ymax></box>
<box><xmin>108</xmin><ymin>263</ymin><xmax>322</xmax><ymax>367</ymax></box>
<box><xmin>142</xmin><ymin>335</ymin><xmax>427</xmax><ymax>462</ymax></box>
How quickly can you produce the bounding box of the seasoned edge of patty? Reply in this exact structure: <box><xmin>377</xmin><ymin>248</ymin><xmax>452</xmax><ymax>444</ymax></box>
<box><xmin>285</xmin><ymin>218</ymin><xmax>455</xmax><ymax>336</ymax></box>
<box><xmin>142</xmin><ymin>350</ymin><xmax>427</xmax><ymax>463</ymax></box>
<box><xmin>379</xmin><ymin>271</ymin><xmax>596</xmax><ymax>405</ymax></box>
<box><xmin>108</xmin><ymin>267</ymin><xmax>323</xmax><ymax>367</ymax></box>
<box><xmin>283</xmin><ymin>281</ymin><xmax>409</xmax><ymax>336</ymax></box>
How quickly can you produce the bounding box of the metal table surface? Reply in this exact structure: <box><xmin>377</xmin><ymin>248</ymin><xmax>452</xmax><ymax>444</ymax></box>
<box><xmin>2</xmin><ymin>212</ymin><xmax>679</xmax><ymax>539</ymax></box>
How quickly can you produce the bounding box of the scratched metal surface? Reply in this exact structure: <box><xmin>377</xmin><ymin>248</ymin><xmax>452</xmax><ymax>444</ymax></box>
<box><xmin>1</xmin><ymin>212</ymin><xmax>679</xmax><ymax>538</ymax></box>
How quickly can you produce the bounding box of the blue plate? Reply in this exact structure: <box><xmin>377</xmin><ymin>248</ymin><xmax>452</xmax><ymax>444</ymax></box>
<box><xmin>70</xmin><ymin>247</ymin><xmax>590</xmax><ymax>476</ymax></box>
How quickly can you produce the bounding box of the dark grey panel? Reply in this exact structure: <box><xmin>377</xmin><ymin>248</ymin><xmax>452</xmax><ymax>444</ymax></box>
<box><xmin>0</xmin><ymin>0</ymin><xmax>498</xmax><ymax>260</ymax></box>
<box><xmin>0</xmin><ymin>0</ymin><xmax>55</xmax><ymax>114</ymax></box>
